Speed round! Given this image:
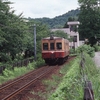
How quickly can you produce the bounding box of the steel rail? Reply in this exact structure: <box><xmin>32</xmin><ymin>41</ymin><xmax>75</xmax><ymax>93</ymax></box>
<box><xmin>1</xmin><ymin>66</ymin><xmax>56</xmax><ymax>100</ymax></box>
<box><xmin>0</xmin><ymin>66</ymin><xmax>46</xmax><ymax>92</ymax></box>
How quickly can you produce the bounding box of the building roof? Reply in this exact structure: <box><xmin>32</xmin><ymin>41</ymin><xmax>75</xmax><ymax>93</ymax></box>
<box><xmin>67</xmin><ymin>21</ymin><xmax>80</xmax><ymax>25</ymax></box>
<box><xmin>43</xmin><ymin>36</ymin><xmax>64</xmax><ymax>40</ymax></box>
<box><xmin>51</xmin><ymin>28</ymin><xmax>78</xmax><ymax>36</ymax></box>
<box><xmin>51</xmin><ymin>28</ymin><xmax>69</xmax><ymax>33</ymax></box>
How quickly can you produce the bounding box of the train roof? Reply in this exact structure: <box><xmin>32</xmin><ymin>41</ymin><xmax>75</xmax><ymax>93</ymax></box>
<box><xmin>42</xmin><ymin>36</ymin><xmax>65</xmax><ymax>40</ymax></box>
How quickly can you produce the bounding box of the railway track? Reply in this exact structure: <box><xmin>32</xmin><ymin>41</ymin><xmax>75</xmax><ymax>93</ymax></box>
<box><xmin>0</xmin><ymin>56</ymin><xmax>76</xmax><ymax>100</ymax></box>
<box><xmin>0</xmin><ymin>65</ymin><xmax>57</xmax><ymax>100</ymax></box>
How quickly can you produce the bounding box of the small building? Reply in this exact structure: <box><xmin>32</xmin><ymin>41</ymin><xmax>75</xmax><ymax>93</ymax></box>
<box><xmin>51</xmin><ymin>21</ymin><xmax>82</xmax><ymax>48</ymax></box>
<box><xmin>67</xmin><ymin>21</ymin><xmax>80</xmax><ymax>48</ymax></box>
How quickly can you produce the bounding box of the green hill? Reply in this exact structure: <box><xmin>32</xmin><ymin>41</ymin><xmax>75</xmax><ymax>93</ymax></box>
<box><xmin>29</xmin><ymin>9</ymin><xmax>80</xmax><ymax>28</ymax></box>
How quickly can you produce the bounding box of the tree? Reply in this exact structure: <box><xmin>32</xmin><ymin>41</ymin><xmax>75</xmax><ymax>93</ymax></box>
<box><xmin>63</xmin><ymin>17</ymin><xmax>78</xmax><ymax>28</ymax></box>
<box><xmin>78</xmin><ymin>0</ymin><xmax>100</xmax><ymax>46</ymax></box>
<box><xmin>0</xmin><ymin>0</ymin><xmax>29</xmax><ymax>61</ymax></box>
<box><xmin>33</xmin><ymin>9</ymin><xmax>80</xmax><ymax>28</ymax></box>
<box><xmin>35</xmin><ymin>22</ymin><xmax>50</xmax><ymax>53</ymax></box>
<box><xmin>0</xmin><ymin>0</ymin><xmax>51</xmax><ymax>62</ymax></box>
<box><xmin>24</xmin><ymin>19</ymin><xmax>50</xmax><ymax>57</ymax></box>
<box><xmin>0</xmin><ymin>0</ymin><xmax>11</xmax><ymax>45</ymax></box>
<box><xmin>50</xmin><ymin>30</ymin><xmax>68</xmax><ymax>39</ymax></box>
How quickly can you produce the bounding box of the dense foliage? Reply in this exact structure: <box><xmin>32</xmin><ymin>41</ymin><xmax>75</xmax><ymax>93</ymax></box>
<box><xmin>50</xmin><ymin>30</ymin><xmax>68</xmax><ymax>39</ymax></box>
<box><xmin>0</xmin><ymin>62</ymin><xmax>35</xmax><ymax>84</ymax></box>
<box><xmin>78</xmin><ymin>0</ymin><xmax>100</xmax><ymax>45</ymax></box>
<box><xmin>49</xmin><ymin>58</ymin><xmax>83</xmax><ymax>100</ymax></box>
<box><xmin>29</xmin><ymin>9</ymin><xmax>80</xmax><ymax>28</ymax></box>
<box><xmin>49</xmin><ymin>52</ymin><xmax>100</xmax><ymax>100</ymax></box>
<box><xmin>0</xmin><ymin>0</ymin><xmax>28</xmax><ymax>61</ymax></box>
<box><xmin>0</xmin><ymin>0</ymin><xmax>50</xmax><ymax>63</ymax></box>
<box><xmin>76</xmin><ymin>44</ymin><xmax>95</xmax><ymax>57</ymax></box>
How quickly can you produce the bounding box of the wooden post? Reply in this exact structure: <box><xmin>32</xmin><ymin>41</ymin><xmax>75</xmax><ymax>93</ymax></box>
<box><xmin>83</xmin><ymin>81</ymin><xmax>94</xmax><ymax>100</ymax></box>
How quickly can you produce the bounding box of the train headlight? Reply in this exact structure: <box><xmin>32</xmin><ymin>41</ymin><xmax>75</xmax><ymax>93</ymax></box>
<box><xmin>51</xmin><ymin>51</ymin><xmax>54</xmax><ymax>54</ymax></box>
<box><xmin>51</xmin><ymin>52</ymin><xmax>55</xmax><ymax>59</ymax></box>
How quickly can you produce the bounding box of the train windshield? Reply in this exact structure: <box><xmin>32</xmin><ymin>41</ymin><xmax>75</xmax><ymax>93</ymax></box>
<box><xmin>56</xmin><ymin>42</ymin><xmax>62</xmax><ymax>50</ymax></box>
<box><xmin>50</xmin><ymin>43</ymin><xmax>54</xmax><ymax>50</ymax></box>
<box><xmin>43</xmin><ymin>43</ymin><xmax>48</xmax><ymax>50</ymax></box>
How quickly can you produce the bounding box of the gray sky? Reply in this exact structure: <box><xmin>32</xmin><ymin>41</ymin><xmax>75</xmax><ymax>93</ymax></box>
<box><xmin>10</xmin><ymin>0</ymin><xmax>79</xmax><ymax>18</ymax></box>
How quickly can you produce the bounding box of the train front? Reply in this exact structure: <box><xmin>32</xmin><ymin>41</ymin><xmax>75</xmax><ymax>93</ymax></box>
<box><xmin>41</xmin><ymin>36</ymin><xmax>69</xmax><ymax>65</ymax></box>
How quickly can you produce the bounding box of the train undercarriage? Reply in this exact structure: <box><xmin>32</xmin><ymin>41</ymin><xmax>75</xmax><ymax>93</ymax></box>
<box><xmin>44</xmin><ymin>56</ymin><xmax>69</xmax><ymax>65</ymax></box>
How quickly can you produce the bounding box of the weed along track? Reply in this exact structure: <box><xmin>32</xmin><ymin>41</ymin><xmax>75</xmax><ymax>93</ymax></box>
<box><xmin>0</xmin><ymin>56</ymin><xmax>75</xmax><ymax>100</ymax></box>
<box><xmin>24</xmin><ymin>56</ymin><xmax>76</xmax><ymax>100</ymax></box>
<box><xmin>0</xmin><ymin>65</ymin><xmax>57</xmax><ymax>100</ymax></box>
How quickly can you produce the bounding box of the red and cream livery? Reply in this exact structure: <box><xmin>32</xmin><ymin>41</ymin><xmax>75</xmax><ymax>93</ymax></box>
<box><xmin>41</xmin><ymin>36</ymin><xmax>70</xmax><ymax>65</ymax></box>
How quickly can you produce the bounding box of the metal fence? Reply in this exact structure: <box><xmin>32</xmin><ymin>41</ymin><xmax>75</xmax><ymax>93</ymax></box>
<box><xmin>0</xmin><ymin>58</ymin><xmax>34</xmax><ymax>75</ymax></box>
<box><xmin>80</xmin><ymin>51</ymin><xmax>94</xmax><ymax>100</ymax></box>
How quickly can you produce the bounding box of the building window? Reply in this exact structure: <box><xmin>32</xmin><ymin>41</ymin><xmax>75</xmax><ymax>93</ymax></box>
<box><xmin>73</xmin><ymin>36</ymin><xmax>77</xmax><ymax>42</ymax></box>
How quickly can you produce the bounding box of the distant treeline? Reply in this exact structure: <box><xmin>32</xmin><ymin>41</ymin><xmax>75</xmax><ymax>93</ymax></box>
<box><xmin>28</xmin><ymin>9</ymin><xmax>80</xmax><ymax>28</ymax></box>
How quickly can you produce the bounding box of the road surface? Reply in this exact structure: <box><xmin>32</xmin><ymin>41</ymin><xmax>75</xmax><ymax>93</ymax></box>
<box><xmin>93</xmin><ymin>52</ymin><xmax>100</xmax><ymax>68</ymax></box>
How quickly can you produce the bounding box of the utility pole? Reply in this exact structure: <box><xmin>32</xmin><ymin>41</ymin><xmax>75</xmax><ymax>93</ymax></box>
<box><xmin>34</xmin><ymin>24</ymin><xmax>36</xmax><ymax>61</ymax></box>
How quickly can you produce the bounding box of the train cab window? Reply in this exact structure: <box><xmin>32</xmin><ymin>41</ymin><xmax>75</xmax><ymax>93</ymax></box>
<box><xmin>50</xmin><ymin>43</ymin><xmax>54</xmax><ymax>50</ymax></box>
<box><xmin>56</xmin><ymin>42</ymin><xmax>62</xmax><ymax>50</ymax></box>
<box><xmin>43</xmin><ymin>43</ymin><xmax>48</xmax><ymax>50</ymax></box>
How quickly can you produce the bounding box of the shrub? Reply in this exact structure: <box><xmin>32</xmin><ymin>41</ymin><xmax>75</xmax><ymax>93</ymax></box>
<box><xmin>48</xmin><ymin>53</ymin><xmax>100</xmax><ymax>100</ymax></box>
<box><xmin>0</xmin><ymin>61</ymin><xmax>35</xmax><ymax>84</ymax></box>
<box><xmin>76</xmin><ymin>44</ymin><xmax>95</xmax><ymax>57</ymax></box>
<box><xmin>93</xmin><ymin>45</ymin><xmax>100</xmax><ymax>51</ymax></box>
<box><xmin>35</xmin><ymin>53</ymin><xmax>45</xmax><ymax>68</ymax></box>
<box><xmin>48</xmin><ymin>58</ymin><xmax>83</xmax><ymax>100</ymax></box>
<box><xmin>70</xmin><ymin>48</ymin><xmax>75</xmax><ymax>54</ymax></box>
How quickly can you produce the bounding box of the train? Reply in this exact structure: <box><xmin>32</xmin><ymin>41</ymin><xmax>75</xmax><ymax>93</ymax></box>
<box><xmin>41</xmin><ymin>36</ymin><xmax>70</xmax><ymax>65</ymax></box>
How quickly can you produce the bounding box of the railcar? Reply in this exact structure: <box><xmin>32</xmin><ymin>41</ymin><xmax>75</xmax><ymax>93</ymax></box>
<box><xmin>41</xmin><ymin>36</ymin><xmax>70</xmax><ymax>65</ymax></box>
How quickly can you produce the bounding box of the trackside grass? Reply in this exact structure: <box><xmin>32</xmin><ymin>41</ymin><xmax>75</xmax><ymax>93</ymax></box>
<box><xmin>0</xmin><ymin>62</ymin><xmax>36</xmax><ymax>85</ymax></box>
<box><xmin>48</xmin><ymin>53</ymin><xmax>100</xmax><ymax>100</ymax></box>
<box><xmin>0</xmin><ymin>57</ymin><xmax>45</xmax><ymax>85</ymax></box>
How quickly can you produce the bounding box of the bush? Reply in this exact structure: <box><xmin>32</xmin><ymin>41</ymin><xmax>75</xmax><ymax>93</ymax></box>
<box><xmin>93</xmin><ymin>45</ymin><xmax>100</xmax><ymax>51</ymax></box>
<box><xmin>0</xmin><ymin>61</ymin><xmax>35</xmax><ymax>84</ymax></box>
<box><xmin>0</xmin><ymin>53</ymin><xmax>12</xmax><ymax>62</ymax></box>
<box><xmin>70</xmin><ymin>48</ymin><xmax>75</xmax><ymax>54</ymax></box>
<box><xmin>76</xmin><ymin>44</ymin><xmax>95</xmax><ymax>57</ymax></box>
<box><xmin>48</xmin><ymin>53</ymin><xmax>100</xmax><ymax>100</ymax></box>
<box><xmin>35</xmin><ymin>53</ymin><xmax>45</xmax><ymax>68</ymax></box>
<box><xmin>48</xmin><ymin>58</ymin><xmax>83</xmax><ymax>100</ymax></box>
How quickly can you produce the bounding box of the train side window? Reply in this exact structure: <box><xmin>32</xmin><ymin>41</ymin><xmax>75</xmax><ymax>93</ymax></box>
<box><xmin>50</xmin><ymin>43</ymin><xmax>54</xmax><ymax>50</ymax></box>
<box><xmin>43</xmin><ymin>43</ymin><xmax>48</xmax><ymax>50</ymax></box>
<box><xmin>56</xmin><ymin>42</ymin><xmax>62</xmax><ymax>50</ymax></box>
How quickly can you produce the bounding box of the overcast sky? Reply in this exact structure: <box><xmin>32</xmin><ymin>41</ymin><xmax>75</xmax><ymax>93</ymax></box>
<box><xmin>10</xmin><ymin>0</ymin><xmax>79</xmax><ymax>18</ymax></box>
